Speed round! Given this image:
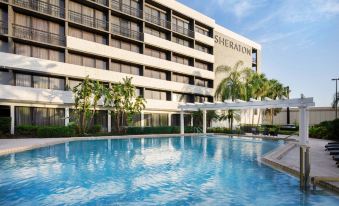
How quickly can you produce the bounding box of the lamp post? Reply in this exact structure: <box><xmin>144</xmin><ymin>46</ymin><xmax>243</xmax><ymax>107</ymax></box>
<box><xmin>332</xmin><ymin>78</ymin><xmax>339</xmax><ymax>119</ymax></box>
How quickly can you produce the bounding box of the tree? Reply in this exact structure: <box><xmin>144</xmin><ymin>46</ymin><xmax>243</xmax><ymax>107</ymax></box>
<box><xmin>192</xmin><ymin>110</ymin><xmax>218</xmax><ymax>127</ymax></box>
<box><xmin>264</xmin><ymin>79</ymin><xmax>288</xmax><ymax>124</ymax></box>
<box><xmin>73</xmin><ymin>76</ymin><xmax>104</xmax><ymax>134</ymax></box>
<box><xmin>215</xmin><ymin>60</ymin><xmax>252</xmax><ymax>129</ymax></box>
<box><xmin>104</xmin><ymin>77</ymin><xmax>146</xmax><ymax>132</ymax></box>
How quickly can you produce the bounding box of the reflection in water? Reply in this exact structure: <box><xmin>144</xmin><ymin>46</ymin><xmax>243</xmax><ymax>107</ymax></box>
<box><xmin>0</xmin><ymin>137</ymin><xmax>338</xmax><ymax>206</ymax></box>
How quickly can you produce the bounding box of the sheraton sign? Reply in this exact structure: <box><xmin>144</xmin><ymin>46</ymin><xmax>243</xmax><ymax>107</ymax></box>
<box><xmin>215</xmin><ymin>35</ymin><xmax>252</xmax><ymax>56</ymax></box>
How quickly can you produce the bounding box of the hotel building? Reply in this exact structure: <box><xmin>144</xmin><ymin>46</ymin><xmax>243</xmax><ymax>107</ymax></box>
<box><xmin>0</xmin><ymin>0</ymin><xmax>261</xmax><ymax>134</ymax></box>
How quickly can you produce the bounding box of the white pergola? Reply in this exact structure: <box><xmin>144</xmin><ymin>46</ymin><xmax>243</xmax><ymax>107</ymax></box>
<box><xmin>179</xmin><ymin>94</ymin><xmax>315</xmax><ymax>145</ymax></box>
<box><xmin>178</xmin><ymin>94</ymin><xmax>315</xmax><ymax>188</ymax></box>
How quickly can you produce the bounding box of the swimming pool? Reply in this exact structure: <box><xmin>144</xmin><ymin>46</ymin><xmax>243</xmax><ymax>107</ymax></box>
<box><xmin>0</xmin><ymin>136</ymin><xmax>338</xmax><ymax>205</ymax></box>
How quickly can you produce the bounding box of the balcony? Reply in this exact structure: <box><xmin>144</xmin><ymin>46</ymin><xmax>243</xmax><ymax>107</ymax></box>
<box><xmin>111</xmin><ymin>24</ymin><xmax>143</xmax><ymax>41</ymax></box>
<box><xmin>89</xmin><ymin>0</ymin><xmax>108</xmax><ymax>7</ymax></box>
<box><xmin>68</xmin><ymin>10</ymin><xmax>108</xmax><ymax>31</ymax></box>
<box><xmin>0</xmin><ymin>21</ymin><xmax>8</xmax><ymax>35</ymax></box>
<box><xmin>144</xmin><ymin>13</ymin><xmax>171</xmax><ymax>29</ymax></box>
<box><xmin>111</xmin><ymin>0</ymin><xmax>142</xmax><ymax>18</ymax></box>
<box><xmin>0</xmin><ymin>0</ymin><xmax>8</xmax><ymax>3</ymax></box>
<box><xmin>12</xmin><ymin>24</ymin><xmax>65</xmax><ymax>46</ymax></box>
<box><xmin>172</xmin><ymin>24</ymin><xmax>194</xmax><ymax>38</ymax></box>
<box><xmin>13</xmin><ymin>0</ymin><xmax>65</xmax><ymax>18</ymax></box>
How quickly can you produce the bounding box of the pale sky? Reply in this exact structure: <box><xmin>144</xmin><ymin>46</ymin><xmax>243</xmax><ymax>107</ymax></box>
<box><xmin>179</xmin><ymin>0</ymin><xmax>339</xmax><ymax>106</ymax></box>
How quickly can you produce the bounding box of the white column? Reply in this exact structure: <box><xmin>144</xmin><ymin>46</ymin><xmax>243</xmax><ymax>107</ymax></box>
<box><xmin>190</xmin><ymin>114</ymin><xmax>193</xmax><ymax>126</ymax></box>
<box><xmin>180</xmin><ymin>109</ymin><xmax>184</xmax><ymax>134</ymax></box>
<box><xmin>203</xmin><ymin>109</ymin><xmax>207</xmax><ymax>134</ymax></box>
<box><xmin>299</xmin><ymin>107</ymin><xmax>306</xmax><ymax>145</ymax></box>
<box><xmin>65</xmin><ymin>107</ymin><xmax>69</xmax><ymax>126</ymax></box>
<box><xmin>305</xmin><ymin>108</ymin><xmax>310</xmax><ymax>144</ymax></box>
<box><xmin>10</xmin><ymin>105</ymin><xmax>14</xmax><ymax>135</ymax></box>
<box><xmin>168</xmin><ymin>113</ymin><xmax>171</xmax><ymax>126</ymax></box>
<box><xmin>141</xmin><ymin>111</ymin><xmax>144</xmax><ymax>127</ymax></box>
<box><xmin>108</xmin><ymin>110</ymin><xmax>112</xmax><ymax>133</ymax></box>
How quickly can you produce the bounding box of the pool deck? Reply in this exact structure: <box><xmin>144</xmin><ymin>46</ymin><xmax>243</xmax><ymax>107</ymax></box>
<box><xmin>262</xmin><ymin>138</ymin><xmax>339</xmax><ymax>193</ymax></box>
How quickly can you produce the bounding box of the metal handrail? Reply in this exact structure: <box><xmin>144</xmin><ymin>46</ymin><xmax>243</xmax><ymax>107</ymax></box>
<box><xmin>111</xmin><ymin>24</ymin><xmax>143</xmax><ymax>41</ymax></box>
<box><xmin>111</xmin><ymin>0</ymin><xmax>142</xmax><ymax>18</ymax></box>
<box><xmin>0</xmin><ymin>21</ymin><xmax>8</xmax><ymax>34</ymax></box>
<box><xmin>13</xmin><ymin>0</ymin><xmax>65</xmax><ymax>18</ymax></box>
<box><xmin>172</xmin><ymin>23</ymin><xmax>194</xmax><ymax>38</ymax></box>
<box><xmin>12</xmin><ymin>24</ymin><xmax>65</xmax><ymax>46</ymax></box>
<box><xmin>144</xmin><ymin>12</ymin><xmax>171</xmax><ymax>29</ymax></box>
<box><xmin>68</xmin><ymin>10</ymin><xmax>108</xmax><ymax>31</ymax></box>
<box><xmin>90</xmin><ymin>0</ymin><xmax>108</xmax><ymax>6</ymax></box>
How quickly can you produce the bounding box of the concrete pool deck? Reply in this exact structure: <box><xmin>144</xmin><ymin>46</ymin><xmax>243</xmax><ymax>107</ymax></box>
<box><xmin>262</xmin><ymin>138</ymin><xmax>339</xmax><ymax>193</ymax></box>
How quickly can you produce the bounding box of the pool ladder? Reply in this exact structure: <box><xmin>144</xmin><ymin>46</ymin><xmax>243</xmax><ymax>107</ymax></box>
<box><xmin>194</xmin><ymin>127</ymin><xmax>203</xmax><ymax>134</ymax></box>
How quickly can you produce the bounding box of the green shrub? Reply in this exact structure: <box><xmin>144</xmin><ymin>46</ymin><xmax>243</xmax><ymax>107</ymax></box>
<box><xmin>124</xmin><ymin>126</ymin><xmax>196</xmax><ymax>135</ymax></box>
<box><xmin>16</xmin><ymin>125</ymin><xmax>39</xmax><ymax>136</ymax></box>
<box><xmin>37</xmin><ymin>125</ymin><xmax>76</xmax><ymax>138</ymax></box>
<box><xmin>0</xmin><ymin>117</ymin><xmax>11</xmax><ymax>134</ymax></box>
<box><xmin>309</xmin><ymin>119</ymin><xmax>339</xmax><ymax>140</ymax></box>
<box><xmin>88</xmin><ymin>124</ymin><xmax>102</xmax><ymax>134</ymax></box>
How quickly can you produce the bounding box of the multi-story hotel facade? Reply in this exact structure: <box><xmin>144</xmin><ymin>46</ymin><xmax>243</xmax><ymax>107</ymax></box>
<box><xmin>0</xmin><ymin>0</ymin><xmax>261</xmax><ymax>134</ymax></box>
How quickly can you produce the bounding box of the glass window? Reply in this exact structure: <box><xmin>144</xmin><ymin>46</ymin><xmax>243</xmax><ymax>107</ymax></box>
<box><xmin>16</xmin><ymin>73</ymin><xmax>31</xmax><ymax>87</ymax></box>
<box><xmin>33</xmin><ymin>76</ymin><xmax>49</xmax><ymax>89</ymax></box>
<box><xmin>0</xmin><ymin>71</ymin><xmax>11</xmax><ymax>85</ymax></box>
<box><xmin>50</xmin><ymin>77</ymin><xmax>65</xmax><ymax>90</ymax></box>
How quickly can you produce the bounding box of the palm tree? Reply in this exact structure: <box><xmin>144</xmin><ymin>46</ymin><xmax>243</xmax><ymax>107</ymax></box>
<box><xmin>215</xmin><ymin>60</ymin><xmax>252</xmax><ymax>129</ymax></box>
<box><xmin>265</xmin><ymin>79</ymin><xmax>288</xmax><ymax>124</ymax></box>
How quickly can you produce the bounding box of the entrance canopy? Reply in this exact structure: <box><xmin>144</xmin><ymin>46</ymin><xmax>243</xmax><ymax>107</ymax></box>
<box><xmin>178</xmin><ymin>95</ymin><xmax>315</xmax><ymax>146</ymax></box>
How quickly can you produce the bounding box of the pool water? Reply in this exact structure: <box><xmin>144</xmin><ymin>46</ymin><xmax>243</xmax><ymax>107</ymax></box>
<box><xmin>0</xmin><ymin>136</ymin><xmax>338</xmax><ymax>205</ymax></box>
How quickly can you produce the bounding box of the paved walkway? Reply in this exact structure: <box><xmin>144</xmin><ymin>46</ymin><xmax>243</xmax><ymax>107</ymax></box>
<box><xmin>262</xmin><ymin>138</ymin><xmax>339</xmax><ymax>193</ymax></box>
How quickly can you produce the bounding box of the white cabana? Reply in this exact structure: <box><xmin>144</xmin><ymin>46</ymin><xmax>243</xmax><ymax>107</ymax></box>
<box><xmin>178</xmin><ymin>94</ymin><xmax>315</xmax><ymax>189</ymax></box>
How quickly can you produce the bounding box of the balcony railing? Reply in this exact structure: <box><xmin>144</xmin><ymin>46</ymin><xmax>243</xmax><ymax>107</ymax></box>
<box><xmin>111</xmin><ymin>0</ymin><xmax>142</xmax><ymax>18</ymax></box>
<box><xmin>0</xmin><ymin>21</ymin><xmax>8</xmax><ymax>35</ymax></box>
<box><xmin>69</xmin><ymin>10</ymin><xmax>108</xmax><ymax>31</ymax></box>
<box><xmin>13</xmin><ymin>24</ymin><xmax>65</xmax><ymax>46</ymax></box>
<box><xmin>13</xmin><ymin>0</ymin><xmax>65</xmax><ymax>18</ymax></box>
<box><xmin>89</xmin><ymin>0</ymin><xmax>108</xmax><ymax>7</ymax></box>
<box><xmin>144</xmin><ymin>13</ymin><xmax>171</xmax><ymax>29</ymax></box>
<box><xmin>172</xmin><ymin>24</ymin><xmax>194</xmax><ymax>38</ymax></box>
<box><xmin>111</xmin><ymin>24</ymin><xmax>143</xmax><ymax>41</ymax></box>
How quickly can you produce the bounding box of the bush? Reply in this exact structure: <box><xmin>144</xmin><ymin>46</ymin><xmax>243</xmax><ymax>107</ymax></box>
<box><xmin>0</xmin><ymin>117</ymin><xmax>11</xmax><ymax>134</ymax></box>
<box><xmin>124</xmin><ymin>126</ymin><xmax>196</xmax><ymax>135</ymax></box>
<box><xmin>308</xmin><ymin>119</ymin><xmax>339</xmax><ymax>140</ymax></box>
<box><xmin>88</xmin><ymin>124</ymin><xmax>102</xmax><ymax>134</ymax></box>
<box><xmin>37</xmin><ymin>125</ymin><xmax>77</xmax><ymax>138</ymax></box>
<box><xmin>16</xmin><ymin>125</ymin><xmax>39</xmax><ymax>136</ymax></box>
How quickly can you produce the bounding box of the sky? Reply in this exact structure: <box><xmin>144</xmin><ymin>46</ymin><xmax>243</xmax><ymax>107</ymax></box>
<box><xmin>178</xmin><ymin>0</ymin><xmax>339</xmax><ymax>106</ymax></box>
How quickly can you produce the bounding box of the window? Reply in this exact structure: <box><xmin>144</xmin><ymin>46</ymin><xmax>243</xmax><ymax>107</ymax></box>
<box><xmin>172</xmin><ymin>16</ymin><xmax>190</xmax><ymax>35</ymax></box>
<box><xmin>69</xmin><ymin>53</ymin><xmax>107</xmax><ymax>70</ymax></box>
<box><xmin>195</xmin><ymin>78</ymin><xmax>209</xmax><ymax>87</ymax></box>
<box><xmin>144</xmin><ymin>27</ymin><xmax>167</xmax><ymax>39</ymax></box>
<box><xmin>111</xmin><ymin>38</ymin><xmax>141</xmax><ymax>53</ymax></box>
<box><xmin>144</xmin><ymin>47</ymin><xmax>167</xmax><ymax>60</ymax></box>
<box><xmin>68</xmin><ymin>79</ymin><xmax>82</xmax><ymax>90</ymax></box>
<box><xmin>15</xmin><ymin>73</ymin><xmax>65</xmax><ymax>90</ymax></box>
<box><xmin>0</xmin><ymin>71</ymin><xmax>11</xmax><ymax>85</ymax></box>
<box><xmin>172</xmin><ymin>54</ymin><xmax>190</xmax><ymax>66</ymax></box>
<box><xmin>144</xmin><ymin>89</ymin><xmax>167</xmax><ymax>100</ymax></box>
<box><xmin>195</xmin><ymin>60</ymin><xmax>210</xmax><ymax>70</ymax></box>
<box><xmin>172</xmin><ymin>93</ymin><xmax>192</xmax><ymax>103</ymax></box>
<box><xmin>144</xmin><ymin>68</ymin><xmax>167</xmax><ymax>80</ymax></box>
<box><xmin>144</xmin><ymin>113</ymin><xmax>168</xmax><ymax>127</ymax></box>
<box><xmin>144</xmin><ymin>5</ymin><xmax>168</xmax><ymax>28</ymax></box>
<box><xmin>69</xmin><ymin>27</ymin><xmax>107</xmax><ymax>45</ymax></box>
<box><xmin>14</xmin><ymin>43</ymin><xmax>65</xmax><ymax>62</ymax></box>
<box><xmin>172</xmin><ymin>36</ymin><xmax>190</xmax><ymax>47</ymax></box>
<box><xmin>15</xmin><ymin>107</ymin><xmax>65</xmax><ymax>126</ymax></box>
<box><xmin>195</xmin><ymin>43</ymin><xmax>210</xmax><ymax>54</ymax></box>
<box><xmin>15</xmin><ymin>73</ymin><xmax>31</xmax><ymax>87</ymax></box>
<box><xmin>195</xmin><ymin>25</ymin><xmax>210</xmax><ymax>36</ymax></box>
<box><xmin>172</xmin><ymin>73</ymin><xmax>190</xmax><ymax>84</ymax></box>
<box><xmin>111</xmin><ymin>61</ymin><xmax>141</xmax><ymax>75</ymax></box>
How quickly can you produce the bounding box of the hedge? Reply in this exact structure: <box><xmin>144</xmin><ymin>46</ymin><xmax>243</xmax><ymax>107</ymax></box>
<box><xmin>125</xmin><ymin>126</ymin><xmax>195</xmax><ymax>135</ymax></box>
<box><xmin>37</xmin><ymin>125</ymin><xmax>77</xmax><ymax>138</ymax></box>
<box><xmin>0</xmin><ymin>117</ymin><xmax>11</xmax><ymax>134</ymax></box>
<box><xmin>16</xmin><ymin>125</ymin><xmax>39</xmax><ymax>136</ymax></box>
<box><xmin>309</xmin><ymin>119</ymin><xmax>339</xmax><ymax>140</ymax></box>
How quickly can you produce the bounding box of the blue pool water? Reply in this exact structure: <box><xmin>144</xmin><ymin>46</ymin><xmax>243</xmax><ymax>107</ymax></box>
<box><xmin>0</xmin><ymin>136</ymin><xmax>338</xmax><ymax>205</ymax></box>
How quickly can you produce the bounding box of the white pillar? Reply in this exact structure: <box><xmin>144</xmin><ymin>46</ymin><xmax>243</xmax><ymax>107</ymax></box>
<box><xmin>141</xmin><ymin>111</ymin><xmax>144</xmax><ymax>127</ymax></box>
<box><xmin>108</xmin><ymin>110</ymin><xmax>112</xmax><ymax>133</ymax></box>
<box><xmin>180</xmin><ymin>109</ymin><xmax>184</xmax><ymax>134</ymax></box>
<box><xmin>299</xmin><ymin>107</ymin><xmax>307</xmax><ymax>145</ymax></box>
<box><xmin>203</xmin><ymin>109</ymin><xmax>207</xmax><ymax>134</ymax></box>
<box><xmin>168</xmin><ymin>113</ymin><xmax>171</xmax><ymax>126</ymax></box>
<box><xmin>190</xmin><ymin>114</ymin><xmax>193</xmax><ymax>126</ymax></box>
<box><xmin>10</xmin><ymin>105</ymin><xmax>14</xmax><ymax>135</ymax></box>
<box><xmin>65</xmin><ymin>107</ymin><xmax>69</xmax><ymax>126</ymax></box>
